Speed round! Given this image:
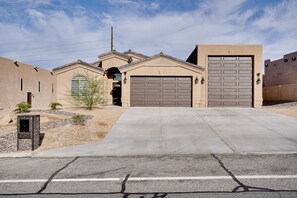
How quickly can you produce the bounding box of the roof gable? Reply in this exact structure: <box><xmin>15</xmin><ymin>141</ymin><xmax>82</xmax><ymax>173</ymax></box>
<box><xmin>98</xmin><ymin>50</ymin><xmax>129</xmax><ymax>61</ymax></box>
<box><xmin>53</xmin><ymin>59</ymin><xmax>104</xmax><ymax>74</ymax></box>
<box><xmin>119</xmin><ymin>53</ymin><xmax>204</xmax><ymax>73</ymax></box>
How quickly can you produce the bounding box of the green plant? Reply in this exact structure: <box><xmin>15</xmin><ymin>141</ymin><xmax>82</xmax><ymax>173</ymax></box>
<box><xmin>72</xmin><ymin>114</ymin><xmax>86</xmax><ymax>125</ymax></box>
<box><xmin>71</xmin><ymin>75</ymin><xmax>105</xmax><ymax>110</ymax></box>
<box><xmin>49</xmin><ymin>102</ymin><xmax>62</xmax><ymax>110</ymax></box>
<box><xmin>14</xmin><ymin>102</ymin><xmax>31</xmax><ymax>113</ymax></box>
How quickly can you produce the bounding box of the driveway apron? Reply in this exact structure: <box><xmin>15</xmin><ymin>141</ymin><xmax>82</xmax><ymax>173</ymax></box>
<box><xmin>33</xmin><ymin>107</ymin><xmax>297</xmax><ymax>157</ymax></box>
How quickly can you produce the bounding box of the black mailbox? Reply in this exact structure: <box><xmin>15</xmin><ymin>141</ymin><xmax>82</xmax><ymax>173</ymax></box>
<box><xmin>17</xmin><ymin>115</ymin><xmax>40</xmax><ymax>151</ymax></box>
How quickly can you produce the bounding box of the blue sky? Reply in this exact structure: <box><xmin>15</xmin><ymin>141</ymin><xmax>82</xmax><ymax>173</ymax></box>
<box><xmin>0</xmin><ymin>0</ymin><xmax>296</xmax><ymax>70</ymax></box>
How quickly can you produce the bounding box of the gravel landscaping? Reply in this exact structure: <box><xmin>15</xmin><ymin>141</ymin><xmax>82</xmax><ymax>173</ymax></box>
<box><xmin>262</xmin><ymin>101</ymin><xmax>297</xmax><ymax>118</ymax></box>
<box><xmin>0</xmin><ymin>106</ymin><xmax>125</xmax><ymax>153</ymax></box>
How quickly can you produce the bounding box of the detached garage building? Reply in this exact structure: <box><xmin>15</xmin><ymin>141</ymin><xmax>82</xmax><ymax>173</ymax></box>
<box><xmin>53</xmin><ymin>45</ymin><xmax>263</xmax><ymax>108</ymax></box>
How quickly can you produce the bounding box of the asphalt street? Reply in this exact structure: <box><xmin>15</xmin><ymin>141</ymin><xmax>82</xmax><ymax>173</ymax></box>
<box><xmin>1</xmin><ymin>154</ymin><xmax>297</xmax><ymax>197</ymax></box>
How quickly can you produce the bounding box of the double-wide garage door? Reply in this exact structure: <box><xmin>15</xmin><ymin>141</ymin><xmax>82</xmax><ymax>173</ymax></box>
<box><xmin>130</xmin><ymin>76</ymin><xmax>192</xmax><ymax>107</ymax></box>
<box><xmin>208</xmin><ymin>56</ymin><xmax>253</xmax><ymax>107</ymax></box>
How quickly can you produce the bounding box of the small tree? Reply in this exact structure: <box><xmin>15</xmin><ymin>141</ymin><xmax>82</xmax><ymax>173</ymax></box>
<box><xmin>71</xmin><ymin>75</ymin><xmax>105</xmax><ymax>110</ymax></box>
<box><xmin>14</xmin><ymin>102</ymin><xmax>31</xmax><ymax>113</ymax></box>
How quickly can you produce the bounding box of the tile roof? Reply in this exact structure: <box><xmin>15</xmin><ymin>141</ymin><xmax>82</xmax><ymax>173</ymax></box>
<box><xmin>123</xmin><ymin>49</ymin><xmax>150</xmax><ymax>59</ymax></box>
<box><xmin>52</xmin><ymin>59</ymin><xmax>104</xmax><ymax>72</ymax></box>
<box><xmin>98</xmin><ymin>50</ymin><xmax>130</xmax><ymax>59</ymax></box>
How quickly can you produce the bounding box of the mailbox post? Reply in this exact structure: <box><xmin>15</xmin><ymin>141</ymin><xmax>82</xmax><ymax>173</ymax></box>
<box><xmin>17</xmin><ymin>115</ymin><xmax>40</xmax><ymax>151</ymax></box>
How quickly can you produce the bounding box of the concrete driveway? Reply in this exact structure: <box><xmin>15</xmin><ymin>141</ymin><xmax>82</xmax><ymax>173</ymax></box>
<box><xmin>29</xmin><ymin>107</ymin><xmax>297</xmax><ymax>157</ymax></box>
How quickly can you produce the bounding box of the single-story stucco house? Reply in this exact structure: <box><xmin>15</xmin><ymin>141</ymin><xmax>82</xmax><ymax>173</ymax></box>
<box><xmin>53</xmin><ymin>44</ymin><xmax>263</xmax><ymax>108</ymax></box>
<box><xmin>0</xmin><ymin>44</ymin><xmax>263</xmax><ymax>115</ymax></box>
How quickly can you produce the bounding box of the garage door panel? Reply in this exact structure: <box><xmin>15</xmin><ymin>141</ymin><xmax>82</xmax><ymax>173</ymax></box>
<box><xmin>239</xmin><ymin>63</ymin><xmax>252</xmax><ymax>68</ymax></box>
<box><xmin>238</xmin><ymin>57</ymin><xmax>252</xmax><ymax>61</ymax></box>
<box><xmin>162</xmin><ymin>95</ymin><xmax>176</xmax><ymax>99</ymax></box>
<box><xmin>223</xmin><ymin>101</ymin><xmax>238</xmax><ymax>106</ymax></box>
<box><xmin>208</xmin><ymin>56</ymin><xmax>253</xmax><ymax>107</ymax></box>
<box><xmin>223</xmin><ymin>63</ymin><xmax>237</xmax><ymax>68</ymax></box>
<box><xmin>162</xmin><ymin>83</ymin><xmax>176</xmax><ymax>87</ymax></box>
<box><xmin>147</xmin><ymin>89</ymin><xmax>161</xmax><ymax>93</ymax></box>
<box><xmin>209</xmin><ymin>63</ymin><xmax>222</xmax><ymax>68</ymax></box>
<box><xmin>223</xmin><ymin>57</ymin><xmax>237</xmax><ymax>61</ymax></box>
<box><xmin>162</xmin><ymin>89</ymin><xmax>176</xmax><ymax>93</ymax></box>
<box><xmin>223</xmin><ymin>70</ymin><xmax>237</xmax><ymax>74</ymax></box>
<box><xmin>130</xmin><ymin>76</ymin><xmax>192</xmax><ymax>107</ymax></box>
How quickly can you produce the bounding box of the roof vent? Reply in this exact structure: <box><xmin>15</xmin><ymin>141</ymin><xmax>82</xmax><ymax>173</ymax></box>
<box><xmin>160</xmin><ymin>52</ymin><xmax>163</xmax><ymax>55</ymax></box>
<box><xmin>128</xmin><ymin>49</ymin><xmax>132</xmax><ymax>52</ymax></box>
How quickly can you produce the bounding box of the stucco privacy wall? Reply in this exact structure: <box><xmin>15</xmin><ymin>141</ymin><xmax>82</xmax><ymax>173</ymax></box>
<box><xmin>195</xmin><ymin>45</ymin><xmax>263</xmax><ymax>108</ymax></box>
<box><xmin>119</xmin><ymin>55</ymin><xmax>204</xmax><ymax>107</ymax></box>
<box><xmin>53</xmin><ymin>63</ymin><xmax>104</xmax><ymax>107</ymax></box>
<box><xmin>263</xmin><ymin>84</ymin><xmax>297</xmax><ymax>101</ymax></box>
<box><xmin>263</xmin><ymin>51</ymin><xmax>297</xmax><ymax>101</ymax></box>
<box><xmin>0</xmin><ymin>57</ymin><xmax>54</xmax><ymax>115</ymax></box>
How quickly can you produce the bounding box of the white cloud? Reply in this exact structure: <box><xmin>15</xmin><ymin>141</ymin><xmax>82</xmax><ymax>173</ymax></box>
<box><xmin>0</xmin><ymin>0</ymin><xmax>297</xmax><ymax>70</ymax></box>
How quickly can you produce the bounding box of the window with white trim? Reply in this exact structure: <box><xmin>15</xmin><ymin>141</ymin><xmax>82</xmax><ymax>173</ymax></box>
<box><xmin>71</xmin><ymin>76</ymin><xmax>88</xmax><ymax>96</ymax></box>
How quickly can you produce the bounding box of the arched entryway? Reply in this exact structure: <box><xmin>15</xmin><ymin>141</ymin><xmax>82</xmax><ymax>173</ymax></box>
<box><xmin>106</xmin><ymin>67</ymin><xmax>122</xmax><ymax>106</ymax></box>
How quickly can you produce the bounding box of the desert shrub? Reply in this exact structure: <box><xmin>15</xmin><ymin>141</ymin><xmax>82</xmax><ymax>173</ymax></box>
<box><xmin>72</xmin><ymin>114</ymin><xmax>86</xmax><ymax>125</ymax></box>
<box><xmin>71</xmin><ymin>75</ymin><xmax>105</xmax><ymax>110</ymax></box>
<box><xmin>49</xmin><ymin>102</ymin><xmax>62</xmax><ymax>110</ymax></box>
<box><xmin>14</xmin><ymin>102</ymin><xmax>31</xmax><ymax>113</ymax></box>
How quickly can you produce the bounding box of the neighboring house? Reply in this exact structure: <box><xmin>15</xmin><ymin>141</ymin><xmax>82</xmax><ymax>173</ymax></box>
<box><xmin>0</xmin><ymin>56</ymin><xmax>55</xmax><ymax>115</ymax></box>
<box><xmin>263</xmin><ymin>51</ymin><xmax>297</xmax><ymax>101</ymax></box>
<box><xmin>53</xmin><ymin>45</ymin><xmax>263</xmax><ymax>108</ymax></box>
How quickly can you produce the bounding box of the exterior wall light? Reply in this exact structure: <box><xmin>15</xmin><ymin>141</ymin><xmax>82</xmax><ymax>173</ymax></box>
<box><xmin>34</xmin><ymin>67</ymin><xmax>38</xmax><ymax>72</ymax></box>
<box><xmin>195</xmin><ymin>76</ymin><xmax>199</xmax><ymax>84</ymax></box>
<box><xmin>265</xmin><ymin>63</ymin><xmax>268</xmax><ymax>67</ymax></box>
<box><xmin>256</xmin><ymin>73</ymin><xmax>261</xmax><ymax>85</ymax></box>
<box><xmin>14</xmin><ymin>61</ymin><xmax>19</xmax><ymax>67</ymax></box>
<box><xmin>292</xmin><ymin>57</ymin><xmax>296</xmax><ymax>61</ymax></box>
<box><xmin>50</xmin><ymin>72</ymin><xmax>53</xmax><ymax>75</ymax></box>
<box><xmin>256</xmin><ymin>78</ymin><xmax>261</xmax><ymax>85</ymax></box>
<box><xmin>127</xmin><ymin>57</ymin><xmax>133</xmax><ymax>63</ymax></box>
<box><xmin>201</xmin><ymin>77</ymin><xmax>205</xmax><ymax>84</ymax></box>
<box><xmin>123</xmin><ymin>72</ymin><xmax>127</xmax><ymax>84</ymax></box>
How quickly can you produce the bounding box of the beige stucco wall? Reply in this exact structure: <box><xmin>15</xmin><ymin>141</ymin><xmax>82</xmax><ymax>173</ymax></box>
<box><xmin>120</xmin><ymin>56</ymin><xmax>203</xmax><ymax>107</ymax></box>
<box><xmin>264</xmin><ymin>51</ymin><xmax>297</xmax><ymax>87</ymax></box>
<box><xmin>196</xmin><ymin>45</ymin><xmax>263</xmax><ymax>108</ymax></box>
<box><xmin>0</xmin><ymin>57</ymin><xmax>55</xmax><ymax>115</ymax></box>
<box><xmin>53</xmin><ymin>64</ymin><xmax>105</xmax><ymax>107</ymax></box>
<box><xmin>101</xmin><ymin>56</ymin><xmax>129</xmax><ymax>70</ymax></box>
<box><xmin>263</xmin><ymin>83</ymin><xmax>297</xmax><ymax>101</ymax></box>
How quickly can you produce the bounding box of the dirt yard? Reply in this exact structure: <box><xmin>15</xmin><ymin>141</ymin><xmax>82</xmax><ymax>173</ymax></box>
<box><xmin>37</xmin><ymin>107</ymin><xmax>125</xmax><ymax>150</ymax></box>
<box><xmin>0</xmin><ymin>107</ymin><xmax>125</xmax><ymax>152</ymax></box>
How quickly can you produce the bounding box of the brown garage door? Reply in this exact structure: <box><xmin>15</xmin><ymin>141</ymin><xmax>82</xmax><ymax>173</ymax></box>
<box><xmin>130</xmin><ymin>76</ymin><xmax>192</xmax><ymax>107</ymax></box>
<box><xmin>208</xmin><ymin>56</ymin><xmax>253</xmax><ymax>107</ymax></box>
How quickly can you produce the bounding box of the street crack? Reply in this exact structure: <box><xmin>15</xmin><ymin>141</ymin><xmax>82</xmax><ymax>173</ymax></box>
<box><xmin>36</xmin><ymin>157</ymin><xmax>79</xmax><ymax>194</ymax></box>
<box><xmin>211</xmin><ymin>154</ymin><xmax>276</xmax><ymax>193</ymax></box>
<box><xmin>211</xmin><ymin>154</ymin><xmax>249</xmax><ymax>192</ymax></box>
<box><xmin>121</xmin><ymin>174</ymin><xmax>130</xmax><ymax>193</ymax></box>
